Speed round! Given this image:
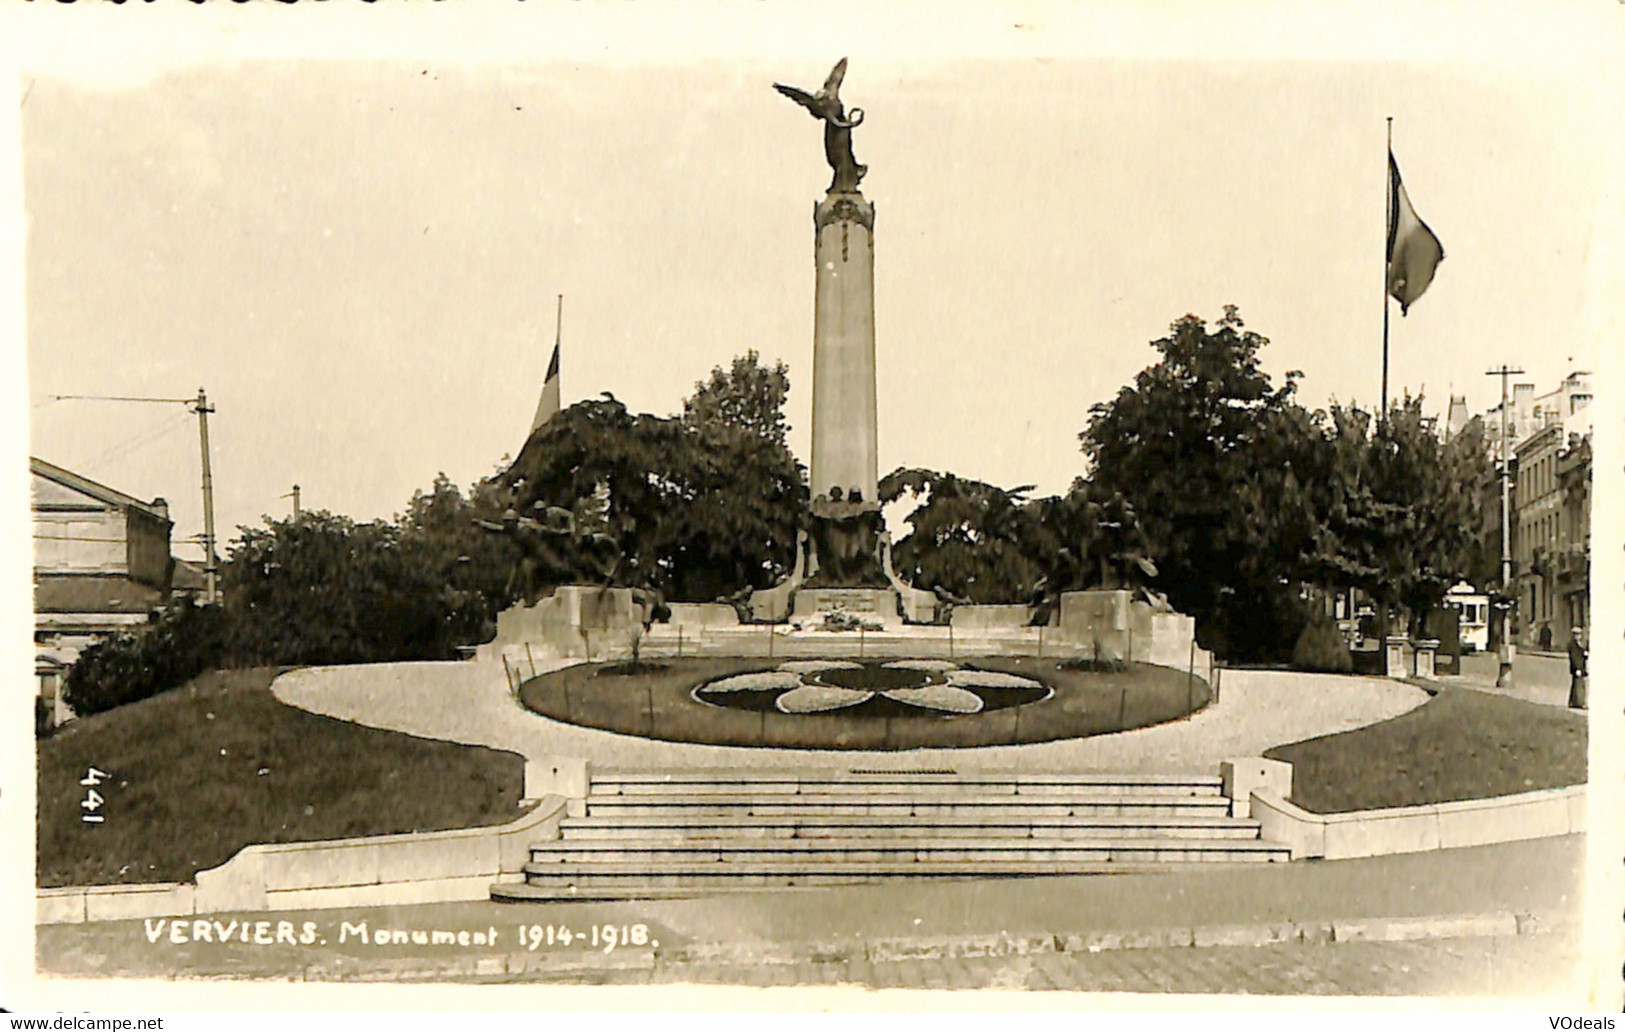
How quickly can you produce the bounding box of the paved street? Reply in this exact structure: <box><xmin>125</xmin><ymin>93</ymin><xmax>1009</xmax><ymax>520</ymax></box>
<box><xmin>549</xmin><ymin>932</ymin><xmax>1583</xmax><ymax>998</ymax></box>
<box><xmin>37</xmin><ymin>836</ymin><xmax>1592</xmax><ymax>1004</ymax></box>
<box><xmin>1452</xmin><ymin>651</ymin><xmax>1577</xmax><ymax>708</ymax></box>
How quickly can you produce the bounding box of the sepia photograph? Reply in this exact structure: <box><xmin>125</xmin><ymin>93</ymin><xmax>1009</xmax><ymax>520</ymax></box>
<box><xmin>5</xmin><ymin>2</ymin><xmax>1621</xmax><ymax>1014</ymax></box>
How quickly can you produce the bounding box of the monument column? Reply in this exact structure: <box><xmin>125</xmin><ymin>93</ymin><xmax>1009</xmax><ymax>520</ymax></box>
<box><xmin>810</xmin><ymin>192</ymin><xmax>878</xmax><ymax>504</ymax></box>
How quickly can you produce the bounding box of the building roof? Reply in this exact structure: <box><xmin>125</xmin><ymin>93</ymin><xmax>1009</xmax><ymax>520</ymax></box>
<box><xmin>171</xmin><ymin>558</ymin><xmax>208</xmax><ymax>591</ymax></box>
<box><xmin>30</xmin><ymin>456</ymin><xmax>172</xmax><ymax>522</ymax></box>
<box><xmin>34</xmin><ymin>574</ymin><xmax>165</xmax><ymax>615</ymax></box>
<box><xmin>1514</xmin><ymin>420</ymin><xmax>1564</xmax><ymax>457</ymax></box>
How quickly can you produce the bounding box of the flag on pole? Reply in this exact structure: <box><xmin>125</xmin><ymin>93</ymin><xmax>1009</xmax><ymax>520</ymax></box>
<box><xmin>1387</xmin><ymin>151</ymin><xmax>1445</xmax><ymax>315</ymax></box>
<box><xmin>529</xmin><ymin>341</ymin><xmax>561</xmax><ymax>432</ymax></box>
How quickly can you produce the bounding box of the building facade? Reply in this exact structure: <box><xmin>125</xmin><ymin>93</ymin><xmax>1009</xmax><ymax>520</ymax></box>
<box><xmin>1484</xmin><ymin>370</ymin><xmax>1592</xmax><ymax>461</ymax></box>
<box><xmin>32</xmin><ymin>457</ymin><xmax>182</xmax><ymax>726</ymax></box>
<box><xmin>1505</xmin><ymin>372</ymin><xmax>1592</xmax><ymax>652</ymax></box>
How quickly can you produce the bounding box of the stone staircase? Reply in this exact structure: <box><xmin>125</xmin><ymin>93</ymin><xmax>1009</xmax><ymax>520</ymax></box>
<box><xmin>491</xmin><ymin>769</ymin><xmax>1290</xmax><ymax>900</ymax></box>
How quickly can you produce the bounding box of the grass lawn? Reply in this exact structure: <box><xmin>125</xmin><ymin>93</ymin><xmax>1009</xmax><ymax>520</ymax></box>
<box><xmin>38</xmin><ymin>668</ymin><xmax>525</xmax><ymax>888</ymax></box>
<box><xmin>519</xmin><ymin>657</ymin><xmax>1210</xmax><ymax>750</ymax></box>
<box><xmin>1264</xmin><ymin>687</ymin><xmax>1587</xmax><ymax>814</ymax></box>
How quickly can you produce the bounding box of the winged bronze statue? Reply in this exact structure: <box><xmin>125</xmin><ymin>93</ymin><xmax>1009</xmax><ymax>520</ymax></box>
<box><xmin>774</xmin><ymin>58</ymin><xmax>867</xmax><ymax>193</ymax></box>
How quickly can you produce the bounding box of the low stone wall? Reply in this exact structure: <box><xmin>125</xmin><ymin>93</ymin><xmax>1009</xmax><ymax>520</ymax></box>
<box><xmin>1147</xmin><ymin>612</ymin><xmax>1201</xmax><ymax>669</ymax></box>
<box><xmin>38</xmin><ymin>798</ymin><xmax>569</xmax><ymax>925</ymax></box>
<box><xmin>666</xmin><ymin>603</ymin><xmax>742</xmax><ymax>630</ymax></box>
<box><xmin>949</xmin><ymin>605</ymin><xmax>1035</xmax><ymax>632</ymax></box>
<box><xmin>1253</xmin><ymin>784</ymin><xmax>1586</xmax><ymax>861</ymax></box>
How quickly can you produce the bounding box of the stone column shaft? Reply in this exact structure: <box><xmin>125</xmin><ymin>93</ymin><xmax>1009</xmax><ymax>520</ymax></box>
<box><xmin>810</xmin><ymin>191</ymin><xmax>878</xmax><ymax>504</ymax></box>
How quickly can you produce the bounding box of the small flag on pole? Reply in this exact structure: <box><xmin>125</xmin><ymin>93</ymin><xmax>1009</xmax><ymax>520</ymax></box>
<box><xmin>1387</xmin><ymin>152</ymin><xmax>1445</xmax><ymax>315</ymax></box>
<box><xmin>529</xmin><ymin>295</ymin><xmax>563</xmax><ymax>432</ymax></box>
<box><xmin>529</xmin><ymin>342</ymin><xmax>560</xmax><ymax>432</ymax></box>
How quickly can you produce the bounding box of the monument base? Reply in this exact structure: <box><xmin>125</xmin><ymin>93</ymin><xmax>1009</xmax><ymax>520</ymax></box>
<box><xmin>1055</xmin><ymin>589</ymin><xmax>1157</xmax><ymax>664</ymax></box>
<box><xmin>790</xmin><ymin>586</ymin><xmax>901</xmax><ymax>628</ymax></box>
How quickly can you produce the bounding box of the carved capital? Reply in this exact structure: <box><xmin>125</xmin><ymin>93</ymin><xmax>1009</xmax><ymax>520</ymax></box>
<box><xmin>814</xmin><ymin>192</ymin><xmax>875</xmax><ymax>233</ymax></box>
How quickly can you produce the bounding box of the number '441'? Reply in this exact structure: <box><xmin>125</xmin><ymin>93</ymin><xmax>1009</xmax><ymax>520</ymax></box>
<box><xmin>81</xmin><ymin>767</ymin><xmax>110</xmax><ymax>824</ymax></box>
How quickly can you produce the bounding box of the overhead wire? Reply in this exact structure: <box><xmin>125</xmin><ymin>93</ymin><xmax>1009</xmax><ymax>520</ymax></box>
<box><xmin>80</xmin><ymin>411</ymin><xmax>195</xmax><ymax>478</ymax></box>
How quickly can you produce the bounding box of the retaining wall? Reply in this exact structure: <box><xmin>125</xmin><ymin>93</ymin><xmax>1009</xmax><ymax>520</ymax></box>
<box><xmin>1253</xmin><ymin>784</ymin><xmax>1586</xmax><ymax>861</ymax></box>
<box><xmin>38</xmin><ymin>798</ymin><xmax>568</xmax><ymax>925</ymax></box>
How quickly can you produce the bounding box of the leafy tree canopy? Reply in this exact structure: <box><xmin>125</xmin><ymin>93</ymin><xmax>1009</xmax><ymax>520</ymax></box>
<box><xmin>682</xmin><ymin>349</ymin><xmax>793</xmax><ymax>448</ymax></box>
<box><xmin>1081</xmin><ymin>307</ymin><xmax>1498</xmax><ymax>658</ymax></box>
<box><xmin>503</xmin><ymin>380</ymin><xmax>807</xmax><ymax>602</ymax></box>
<box><xmin>880</xmin><ymin>468</ymin><xmax>1054</xmax><ymax>604</ymax></box>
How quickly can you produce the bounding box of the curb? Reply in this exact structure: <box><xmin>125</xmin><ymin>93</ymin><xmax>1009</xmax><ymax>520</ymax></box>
<box><xmin>147</xmin><ymin>908</ymin><xmax>1575</xmax><ymax>982</ymax></box>
<box><xmin>656</xmin><ymin>909</ymin><xmax>1560</xmax><ymax>968</ymax></box>
<box><xmin>279</xmin><ymin>908</ymin><xmax>1572</xmax><ymax>980</ymax></box>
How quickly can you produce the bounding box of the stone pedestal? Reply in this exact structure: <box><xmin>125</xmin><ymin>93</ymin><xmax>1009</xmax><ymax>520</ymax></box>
<box><xmin>1384</xmin><ymin>635</ymin><xmax>1409</xmax><ymax>679</ymax></box>
<box><xmin>1414</xmin><ymin>638</ymin><xmax>1440</xmax><ymax>680</ymax></box>
<box><xmin>810</xmin><ymin>191</ymin><xmax>878</xmax><ymax>504</ymax></box>
<box><xmin>477</xmin><ymin>585</ymin><xmax>656</xmax><ymax>663</ymax></box>
<box><xmin>1057</xmin><ymin>590</ymin><xmax>1136</xmax><ymax>661</ymax></box>
<box><xmin>791</xmin><ymin>587</ymin><xmax>899</xmax><ymax>628</ymax></box>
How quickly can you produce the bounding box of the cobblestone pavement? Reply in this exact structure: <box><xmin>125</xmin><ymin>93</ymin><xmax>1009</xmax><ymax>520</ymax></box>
<box><xmin>272</xmin><ymin>661</ymin><xmax>1427</xmax><ymax>773</ymax></box>
<box><xmin>526</xmin><ymin>933</ymin><xmax>1583</xmax><ymax>999</ymax></box>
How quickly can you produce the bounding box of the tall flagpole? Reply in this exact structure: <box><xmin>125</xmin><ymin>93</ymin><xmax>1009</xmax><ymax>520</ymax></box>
<box><xmin>1382</xmin><ymin>116</ymin><xmax>1393</xmax><ymax>420</ymax></box>
<box><xmin>555</xmin><ymin>294</ymin><xmax>563</xmax><ymax>355</ymax></box>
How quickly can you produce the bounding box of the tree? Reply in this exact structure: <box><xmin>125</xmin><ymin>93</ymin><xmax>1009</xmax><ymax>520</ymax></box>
<box><xmin>221</xmin><ymin>512</ymin><xmax>453</xmax><ymax>665</ymax></box>
<box><xmin>504</xmin><ymin>392</ymin><xmax>807</xmax><ymax>602</ymax></box>
<box><xmin>1081</xmin><ymin>307</ymin><xmax>1314</xmax><ymax>660</ymax></box>
<box><xmin>881</xmin><ymin>469</ymin><xmax>1057</xmax><ymax>603</ymax></box>
<box><xmin>682</xmin><ymin>349</ymin><xmax>792</xmax><ymax>448</ymax></box>
<box><xmin>397</xmin><ymin>474</ymin><xmax>518</xmax><ymax>647</ymax></box>
<box><xmin>1365</xmin><ymin>398</ymin><xmax>1493</xmax><ymax>634</ymax></box>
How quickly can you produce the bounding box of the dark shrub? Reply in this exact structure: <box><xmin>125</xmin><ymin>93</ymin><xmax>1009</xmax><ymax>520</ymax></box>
<box><xmin>1291</xmin><ymin>615</ymin><xmax>1353</xmax><ymax>673</ymax></box>
<box><xmin>35</xmin><ymin>696</ymin><xmax>53</xmax><ymax>738</ymax></box>
<box><xmin>63</xmin><ymin>601</ymin><xmax>229</xmax><ymax>717</ymax></box>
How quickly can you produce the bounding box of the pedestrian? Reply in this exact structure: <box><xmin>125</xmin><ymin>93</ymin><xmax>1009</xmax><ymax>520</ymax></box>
<box><xmin>1539</xmin><ymin>623</ymin><xmax>1553</xmax><ymax>651</ymax></box>
<box><xmin>1567</xmin><ymin>628</ymin><xmax>1587</xmax><ymax>709</ymax></box>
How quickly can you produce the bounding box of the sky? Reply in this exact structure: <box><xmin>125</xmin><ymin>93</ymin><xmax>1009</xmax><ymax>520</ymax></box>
<box><xmin>13</xmin><ymin>4</ymin><xmax>1620</xmax><ymax>566</ymax></box>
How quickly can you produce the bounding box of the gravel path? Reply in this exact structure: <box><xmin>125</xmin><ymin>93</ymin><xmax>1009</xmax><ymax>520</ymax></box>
<box><xmin>272</xmin><ymin>658</ymin><xmax>1427</xmax><ymax>773</ymax></box>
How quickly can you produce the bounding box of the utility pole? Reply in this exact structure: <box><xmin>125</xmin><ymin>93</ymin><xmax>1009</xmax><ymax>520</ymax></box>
<box><xmin>194</xmin><ymin>388</ymin><xmax>219</xmax><ymax>605</ymax></box>
<box><xmin>48</xmin><ymin>389</ymin><xmax>221</xmax><ymax>605</ymax></box>
<box><xmin>282</xmin><ymin>484</ymin><xmax>302</xmax><ymax>520</ymax></box>
<box><xmin>1485</xmin><ymin>364</ymin><xmax>1525</xmax><ymax>688</ymax></box>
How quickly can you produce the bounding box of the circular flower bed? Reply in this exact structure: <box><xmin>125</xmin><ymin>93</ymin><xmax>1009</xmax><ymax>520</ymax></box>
<box><xmin>519</xmin><ymin>657</ymin><xmax>1213</xmax><ymax>750</ymax></box>
<box><xmin>693</xmin><ymin>660</ymin><xmax>1048</xmax><ymax>716</ymax></box>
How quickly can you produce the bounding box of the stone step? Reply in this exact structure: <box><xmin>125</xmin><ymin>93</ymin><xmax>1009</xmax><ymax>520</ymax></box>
<box><xmin>500</xmin><ymin>855</ymin><xmax>1284</xmax><ymax>895</ymax></box>
<box><xmin>490</xmin><ymin>864</ymin><xmax>1174</xmax><ymax>900</ymax></box>
<box><xmin>527</xmin><ymin>837</ymin><xmax>1288</xmax><ymax>865</ymax></box>
<box><xmin>589</xmin><ymin>770</ymin><xmax>1223</xmax><ymax>798</ymax></box>
<box><xmin>584</xmin><ymin>794</ymin><xmax>1234</xmax><ymax>818</ymax></box>
<box><xmin>558</xmin><ymin>814</ymin><xmax>1263</xmax><ymax>841</ymax></box>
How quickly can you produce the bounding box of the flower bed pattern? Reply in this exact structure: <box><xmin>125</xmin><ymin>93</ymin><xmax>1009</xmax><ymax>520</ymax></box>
<box><xmin>518</xmin><ymin>657</ymin><xmax>1211</xmax><ymax>751</ymax></box>
<box><xmin>693</xmin><ymin>660</ymin><xmax>1047</xmax><ymax>716</ymax></box>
